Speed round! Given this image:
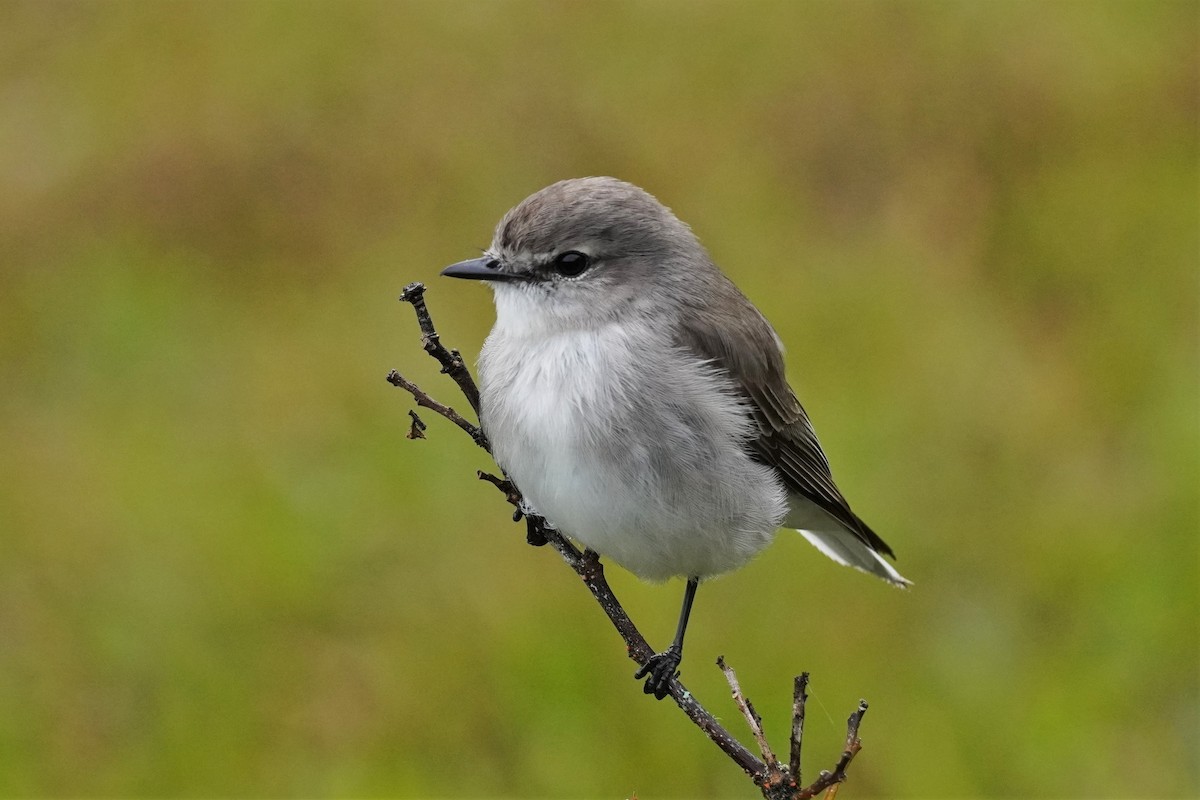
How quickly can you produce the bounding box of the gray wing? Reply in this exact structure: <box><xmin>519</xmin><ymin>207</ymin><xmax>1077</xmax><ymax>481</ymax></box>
<box><xmin>674</xmin><ymin>283</ymin><xmax>897</xmax><ymax>560</ymax></box>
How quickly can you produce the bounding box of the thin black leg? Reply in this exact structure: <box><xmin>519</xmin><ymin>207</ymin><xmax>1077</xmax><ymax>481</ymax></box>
<box><xmin>635</xmin><ymin>576</ymin><xmax>699</xmax><ymax>700</ymax></box>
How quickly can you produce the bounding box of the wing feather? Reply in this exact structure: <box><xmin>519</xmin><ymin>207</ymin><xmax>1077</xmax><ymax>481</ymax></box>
<box><xmin>674</xmin><ymin>280</ymin><xmax>898</xmax><ymax>561</ymax></box>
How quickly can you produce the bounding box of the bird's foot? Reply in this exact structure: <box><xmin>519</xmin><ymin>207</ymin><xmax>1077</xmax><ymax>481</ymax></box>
<box><xmin>523</xmin><ymin>515</ymin><xmax>548</xmax><ymax>547</ymax></box>
<box><xmin>514</xmin><ymin>500</ymin><xmax>549</xmax><ymax>546</ymax></box>
<box><xmin>634</xmin><ymin>645</ymin><xmax>682</xmax><ymax>700</ymax></box>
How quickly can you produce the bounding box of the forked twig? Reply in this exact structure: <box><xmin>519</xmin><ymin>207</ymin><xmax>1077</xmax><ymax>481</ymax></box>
<box><xmin>385</xmin><ymin>369</ymin><xmax>486</xmax><ymax>447</ymax></box>
<box><xmin>716</xmin><ymin>658</ymin><xmax>867</xmax><ymax>800</ymax></box>
<box><xmin>388</xmin><ymin>281</ymin><xmax>873</xmax><ymax>798</ymax></box>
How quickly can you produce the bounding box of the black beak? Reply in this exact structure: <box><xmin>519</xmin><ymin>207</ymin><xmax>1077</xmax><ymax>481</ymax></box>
<box><xmin>440</xmin><ymin>257</ymin><xmax>518</xmax><ymax>282</ymax></box>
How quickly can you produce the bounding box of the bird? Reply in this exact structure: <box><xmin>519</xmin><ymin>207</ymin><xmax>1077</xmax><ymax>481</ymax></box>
<box><xmin>441</xmin><ymin>177</ymin><xmax>909</xmax><ymax>699</ymax></box>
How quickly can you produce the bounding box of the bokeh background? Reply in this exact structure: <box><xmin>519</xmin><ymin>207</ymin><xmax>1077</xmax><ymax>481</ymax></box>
<box><xmin>1</xmin><ymin>1</ymin><xmax>1196</xmax><ymax>797</ymax></box>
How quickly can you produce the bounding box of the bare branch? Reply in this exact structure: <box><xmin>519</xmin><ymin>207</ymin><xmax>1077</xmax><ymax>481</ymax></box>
<box><xmin>476</xmin><ymin>470</ymin><xmax>520</xmax><ymax>505</ymax></box>
<box><xmin>794</xmin><ymin>701</ymin><xmax>868</xmax><ymax>800</ymax></box>
<box><xmin>385</xmin><ymin>369</ymin><xmax>488</xmax><ymax>449</ymax></box>
<box><xmin>398</xmin><ymin>282</ymin><xmax>481</xmax><ymax>415</ymax></box>
<box><xmin>791</xmin><ymin>672</ymin><xmax>810</xmax><ymax>783</ymax></box>
<box><xmin>718</xmin><ymin>656</ymin><xmax>779</xmax><ymax>770</ymax></box>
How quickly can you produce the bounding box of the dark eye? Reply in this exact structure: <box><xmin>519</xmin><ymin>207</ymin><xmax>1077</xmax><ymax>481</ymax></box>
<box><xmin>552</xmin><ymin>250</ymin><xmax>590</xmax><ymax>277</ymax></box>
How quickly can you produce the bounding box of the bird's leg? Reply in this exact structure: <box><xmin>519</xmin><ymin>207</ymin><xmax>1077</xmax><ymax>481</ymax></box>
<box><xmin>635</xmin><ymin>576</ymin><xmax>699</xmax><ymax>700</ymax></box>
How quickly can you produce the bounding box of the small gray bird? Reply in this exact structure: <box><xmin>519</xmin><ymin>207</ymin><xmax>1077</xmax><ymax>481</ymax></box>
<box><xmin>442</xmin><ymin>177</ymin><xmax>909</xmax><ymax>699</ymax></box>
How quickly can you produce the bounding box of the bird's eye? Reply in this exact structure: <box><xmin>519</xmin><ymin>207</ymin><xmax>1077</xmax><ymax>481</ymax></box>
<box><xmin>552</xmin><ymin>251</ymin><xmax>590</xmax><ymax>277</ymax></box>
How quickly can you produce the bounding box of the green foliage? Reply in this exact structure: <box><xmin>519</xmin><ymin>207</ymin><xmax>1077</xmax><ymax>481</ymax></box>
<box><xmin>0</xmin><ymin>1</ymin><xmax>1196</xmax><ymax>796</ymax></box>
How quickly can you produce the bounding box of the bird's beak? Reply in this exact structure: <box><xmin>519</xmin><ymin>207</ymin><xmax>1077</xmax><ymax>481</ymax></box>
<box><xmin>440</xmin><ymin>257</ymin><xmax>518</xmax><ymax>282</ymax></box>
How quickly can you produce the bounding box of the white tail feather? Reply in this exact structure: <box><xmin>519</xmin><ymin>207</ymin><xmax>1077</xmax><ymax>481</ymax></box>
<box><xmin>786</xmin><ymin>496</ymin><xmax>910</xmax><ymax>587</ymax></box>
<box><xmin>795</xmin><ymin>527</ymin><xmax>911</xmax><ymax>586</ymax></box>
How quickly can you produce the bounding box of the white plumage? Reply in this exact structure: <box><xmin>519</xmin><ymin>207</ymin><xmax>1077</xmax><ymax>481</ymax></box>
<box><xmin>480</xmin><ymin>289</ymin><xmax>788</xmax><ymax>581</ymax></box>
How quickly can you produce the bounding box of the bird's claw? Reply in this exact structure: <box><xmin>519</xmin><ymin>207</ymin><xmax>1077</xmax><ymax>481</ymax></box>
<box><xmin>634</xmin><ymin>647</ymin><xmax>682</xmax><ymax>700</ymax></box>
<box><xmin>525</xmin><ymin>516</ymin><xmax>548</xmax><ymax>546</ymax></box>
<box><xmin>514</xmin><ymin>500</ymin><xmax>549</xmax><ymax>546</ymax></box>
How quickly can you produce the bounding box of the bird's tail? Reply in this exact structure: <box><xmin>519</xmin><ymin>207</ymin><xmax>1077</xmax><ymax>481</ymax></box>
<box><xmin>786</xmin><ymin>501</ymin><xmax>911</xmax><ymax>587</ymax></box>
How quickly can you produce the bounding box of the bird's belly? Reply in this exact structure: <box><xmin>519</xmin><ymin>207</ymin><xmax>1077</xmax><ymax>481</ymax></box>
<box><xmin>480</xmin><ymin>328</ymin><xmax>786</xmax><ymax>581</ymax></box>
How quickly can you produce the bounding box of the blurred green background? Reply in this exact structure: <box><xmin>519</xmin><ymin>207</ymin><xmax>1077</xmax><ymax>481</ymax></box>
<box><xmin>1</xmin><ymin>1</ymin><xmax>1196</xmax><ymax>797</ymax></box>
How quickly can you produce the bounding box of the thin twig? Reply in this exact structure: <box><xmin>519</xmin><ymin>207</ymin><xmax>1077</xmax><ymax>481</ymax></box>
<box><xmin>477</xmin><ymin>470</ymin><xmax>520</xmax><ymax>506</ymax></box>
<box><xmin>794</xmin><ymin>701</ymin><xmax>868</xmax><ymax>799</ymax></box>
<box><xmin>386</xmin><ymin>369</ymin><xmax>487</xmax><ymax>448</ymax></box>
<box><xmin>791</xmin><ymin>672</ymin><xmax>810</xmax><ymax>783</ymax></box>
<box><xmin>399</xmin><ymin>282</ymin><xmax>481</xmax><ymax>414</ymax></box>
<box><xmin>718</xmin><ymin>656</ymin><xmax>779</xmax><ymax>769</ymax></box>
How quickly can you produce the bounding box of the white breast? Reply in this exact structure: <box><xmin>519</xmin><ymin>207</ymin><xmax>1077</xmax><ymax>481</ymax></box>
<box><xmin>478</xmin><ymin>294</ymin><xmax>787</xmax><ymax>581</ymax></box>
